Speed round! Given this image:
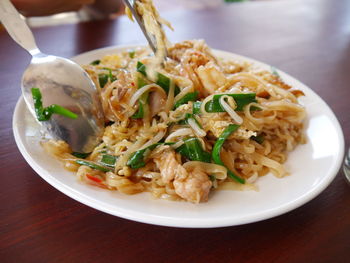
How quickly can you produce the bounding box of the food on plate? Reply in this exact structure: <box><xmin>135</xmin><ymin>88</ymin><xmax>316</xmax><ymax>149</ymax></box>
<box><xmin>41</xmin><ymin>0</ymin><xmax>306</xmax><ymax>203</ymax></box>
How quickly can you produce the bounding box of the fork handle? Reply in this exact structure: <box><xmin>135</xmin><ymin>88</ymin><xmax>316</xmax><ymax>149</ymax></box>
<box><xmin>0</xmin><ymin>0</ymin><xmax>40</xmax><ymax>55</ymax></box>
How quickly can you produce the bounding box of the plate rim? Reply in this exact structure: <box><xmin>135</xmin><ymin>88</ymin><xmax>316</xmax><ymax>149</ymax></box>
<box><xmin>13</xmin><ymin>45</ymin><xmax>345</xmax><ymax>228</ymax></box>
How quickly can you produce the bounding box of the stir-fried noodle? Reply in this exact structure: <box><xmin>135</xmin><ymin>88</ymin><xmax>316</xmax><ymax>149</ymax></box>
<box><xmin>43</xmin><ymin>1</ymin><xmax>306</xmax><ymax>203</ymax></box>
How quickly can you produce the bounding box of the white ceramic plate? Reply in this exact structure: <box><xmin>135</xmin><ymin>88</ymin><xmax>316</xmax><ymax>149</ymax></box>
<box><xmin>13</xmin><ymin>46</ymin><xmax>345</xmax><ymax>228</ymax></box>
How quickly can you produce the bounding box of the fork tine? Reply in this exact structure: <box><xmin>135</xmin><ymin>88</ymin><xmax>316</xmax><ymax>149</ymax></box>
<box><xmin>123</xmin><ymin>0</ymin><xmax>157</xmax><ymax>53</ymax></box>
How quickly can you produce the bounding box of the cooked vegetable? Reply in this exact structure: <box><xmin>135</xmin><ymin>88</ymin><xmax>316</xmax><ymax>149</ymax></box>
<box><xmin>206</xmin><ymin>93</ymin><xmax>257</xmax><ymax>112</ymax></box>
<box><xmin>75</xmin><ymin>160</ymin><xmax>112</xmax><ymax>172</ymax></box>
<box><xmin>137</xmin><ymin>61</ymin><xmax>180</xmax><ymax>95</ymax></box>
<box><xmin>137</xmin><ymin>61</ymin><xmax>147</xmax><ymax>76</ymax></box>
<box><xmin>127</xmin><ymin>142</ymin><xmax>174</xmax><ymax>169</ymax></box>
<box><xmin>128</xmin><ymin>50</ymin><xmax>135</xmax><ymax>58</ymax></box>
<box><xmin>90</xmin><ymin>59</ymin><xmax>101</xmax><ymax>65</ymax></box>
<box><xmin>72</xmin><ymin>152</ymin><xmax>90</xmax><ymax>159</ymax></box>
<box><xmin>251</xmin><ymin>134</ymin><xmax>265</xmax><ymax>144</ymax></box>
<box><xmin>98</xmin><ymin>68</ymin><xmax>117</xmax><ymax>88</ymax></box>
<box><xmin>131</xmin><ymin>75</ymin><xmax>149</xmax><ymax>119</ymax></box>
<box><xmin>212</xmin><ymin>124</ymin><xmax>245</xmax><ymax>184</ymax></box>
<box><xmin>178</xmin><ymin>113</ymin><xmax>201</xmax><ymax>127</ymax></box>
<box><xmin>31</xmin><ymin>87</ymin><xmax>77</xmax><ymax>121</ymax></box>
<box><xmin>176</xmin><ymin>137</ymin><xmax>211</xmax><ymax>163</ymax></box>
<box><xmin>98</xmin><ymin>74</ymin><xmax>109</xmax><ymax>88</ymax></box>
<box><xmin>86</xmin><ymin>174</ymin><xmax>103</xmax><ymax>183</ymax></box>
<box><xmin>174</xmin><ymin>91</ymin><xmax>199</xmax><ymax>109</ymax></box>
<box><xmin>101</xmin><ymin>154</ymin><xmax>117</xmax><ymax>168</ymax></box>
<box><xmin>193</xmin><ymin>101</ymin><xmax>202</xmax><ymax>114</ymax></box>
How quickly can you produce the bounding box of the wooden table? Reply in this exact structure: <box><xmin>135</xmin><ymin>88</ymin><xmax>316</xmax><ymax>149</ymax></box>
<box><xmin>1</xmin><ymin>0</ymin><xmax>349</xmax><ymax>261</ymax></box>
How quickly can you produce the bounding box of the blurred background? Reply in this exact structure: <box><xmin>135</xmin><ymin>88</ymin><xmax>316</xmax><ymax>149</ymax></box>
<box><xmin>6</xmin><ymin>0</ymin><xmax>281</xmax><ymax>28</ymax></box>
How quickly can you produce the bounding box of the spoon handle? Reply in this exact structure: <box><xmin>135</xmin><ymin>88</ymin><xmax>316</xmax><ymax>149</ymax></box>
<box><xmin>0</xmin><ymin>0</ymin><xmax>40</xmax><ymax>55</ymax></box>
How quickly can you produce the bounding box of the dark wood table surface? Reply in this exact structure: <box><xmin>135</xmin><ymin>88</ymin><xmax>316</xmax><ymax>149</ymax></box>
<box><xmin>1</xmin><ymin>0</ymin><xmax>349</xmax><ymax>262</ymax></box>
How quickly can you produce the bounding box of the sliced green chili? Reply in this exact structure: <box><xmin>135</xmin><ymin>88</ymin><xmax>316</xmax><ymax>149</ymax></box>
<box><xmin>212</xmin><ymin>124</ymin><xmax>245</xmax><ymax>184</ymax></box>
<box><xmin>174</xmin><ymin>91</ymin><xmax>199</xmax><ymax>109</ymax></box>
<box><xmin>31</xmin><ymin>87</ymin><xmax>77</xmax><ymax>121</ymax></box>
<box><xmin>90</xmin><ymin>59</ymin><xmax>101</xmax><ymax>65</ymax></box>
<box><xmin>176</xmin><ymin>137</ymin><xmax>211</xmax><ymax>163</ymax></box>
<box><xmin>75</xmin><ymin>160</ymin><xmax>112</xmax><ymax>172</ymax></box>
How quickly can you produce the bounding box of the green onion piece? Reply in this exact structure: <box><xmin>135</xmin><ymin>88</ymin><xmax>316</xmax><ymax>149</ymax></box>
<box><xmin>156</xmin><ymin>73</ymin><xmax>170</xmax><ymax>93</ymax></box>
<box><xmin>98</xmin><ymin>74</ymin><xmax>109</xmax><ymax>88</ymax></box>
<box><xmin>90</xmin><ymin>59</ymin><xmax>101</xmax><ymax>65</ymax></box>
<box><xmin>127</xmin><ymin>143</ymin><xmax>159</xmax><ymax>169</ymax></box>
<box><xmin>178</xmin><ymin>113</ymin><xmax>202</xmax><ymax>128</ymax></box>
<box><xmin>212</xmin><ymin>124</ymin><xmax>245</xmax><ymax>184</ymax></box>
<box><xmin>44</xmin><ymin>104</ymin><xmax>78</xmax><ymax>119</ymax></box>
<box><xmin>31</xmin><ymin>87</ymin><xmax>77</xmax><ymax>121</ymax></box>
<box><xmin>193</xmin><ymin>101</ymin><xmax>202</xmax><ymax>114</ymax></box>
<box><xmin>131</xmin><ymin>75</ymin><xmax>149</xmax><ymax>119</ymax></box>
<box><xmin>136</xmin><ymin>62</ymin><xmax>179</xmax><ymax>95</ymax></box>
<box><xmin>205</xmin><ymin>93</ymin><xmax>257</xmax><ymax>112</ymax></box>
<box><xmin>75</xmin><ymin>160</ymin><xmax>112</xmax><ymax>172</ymax></box>
<box><xmin>101</xmin><ymin>154</ymin><xmax>117</xmax><ymax>168</ymax></box>
<box><xmin>127</xmin><ymin>142</ymin><xmax>174</xmax><ymax>169</ymax></box>
<box><xmin>271</xmin><ymin>66</ymin><xmax>280</xmax><ymax>77</ymax></box>
<box><xmin>251</xmin><ymin>134</ymin><xmax>265</xmax><ymax>144</ymax></box>
<box><xmin>176</xmin><ymin>137</ymin><xmax>211</xmax><ymax>163</ymax></box>
<box><xmin>131</xmin><ymin>101</ymin><xmax>144</xmax><ymax>119</ymax></box>
<box><xmin>128</xmin><ymin>50</ymin><xmax>135</xmax><ymax>58</ymax></box>
<box><xmin>174</xmin><ymin>91</ymin><xmax>199</xmax><ymax>109</ymax></box>
<box><xmin>72</xmin><ymin>152</ymin><xmax>90</xmax><ymax>159</ymax></box>
<box><xmin>137</xmin><ymin>61</ymin><xmax>147</xmax><ymax>76</ymax></box>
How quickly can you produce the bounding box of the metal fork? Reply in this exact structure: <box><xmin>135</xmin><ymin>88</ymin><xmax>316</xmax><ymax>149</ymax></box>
<box><xmin>123</xmin><ymin>0</ymin><xmax>158</xmax><ymax>54</ymax></box>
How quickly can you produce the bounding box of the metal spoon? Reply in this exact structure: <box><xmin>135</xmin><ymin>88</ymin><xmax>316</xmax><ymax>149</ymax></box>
<box><xmin>0</xmin><ymin>0</ymin><xmax>104</xmax><ymax>153</ymax></box>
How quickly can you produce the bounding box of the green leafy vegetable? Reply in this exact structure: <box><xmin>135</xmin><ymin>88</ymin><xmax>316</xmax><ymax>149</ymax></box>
<box><xmin>212</xmin><ymin>124</ymin><xmax>245</xmax><ymax>184</ymax></box>
<box><xmin>75</xmin><ymin>160</ymin><xmax>112</xmax><ymax>172</ymax></box>
<box><xmin>31</xmin><ymin>87</ymin><xmax>77</xmax><ymax>121</ymax></box>
<box><xmin>174</xmin><ymin>91</ymin><xmax>199</xmax><ymax>109</ymax></box>
<box><xmin>176</xmin><ymin>137</ymin><xmax>211</xmax><ymax>163</ymax></box>
<box><xmin>90</xmin><ymin>59</ymin><xmax>101</xmax><ymax>65</ymax></box>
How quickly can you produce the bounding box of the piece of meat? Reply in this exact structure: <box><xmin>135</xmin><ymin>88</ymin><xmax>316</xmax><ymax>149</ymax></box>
<box><xmin>196</xmin><ymin>61</ymin><xmax>227</xmax><ymax>95</ymax></box>
<box><xmin>149</xmin><ymin>90</ymin><xmax>166</xmax><ymax>117</ymax></box>
<box><xmin>154</xmin><ymin>149</ymin><xmax>212</xmax><ymax>203</ymax></box>
<box><xmin>173</xmin><ymin>166</ymin><xmax>212</xmax><ymax>203</ymax></box>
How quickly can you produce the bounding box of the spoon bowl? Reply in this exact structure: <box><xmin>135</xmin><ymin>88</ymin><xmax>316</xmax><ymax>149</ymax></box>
<box><xmin>0</xmin><ymin>0</ymin><xmax>104</xmax><ymax>152</ymax></box>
